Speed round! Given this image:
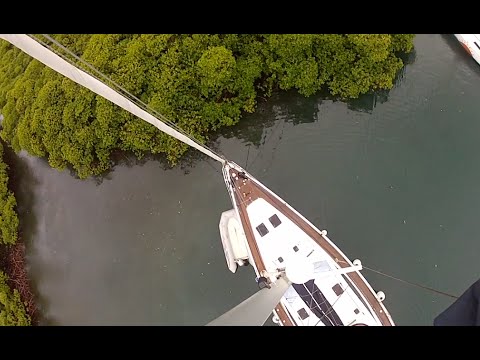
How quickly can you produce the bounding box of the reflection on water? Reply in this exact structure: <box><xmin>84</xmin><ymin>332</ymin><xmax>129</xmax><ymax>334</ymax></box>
<box><xmin>1</xmin><ymin>145</ymin><xmax>38</xmax><ymax>241</ymax></box>
<box><xmin>7</xmin><ymin>34</ymin><xmax>480</xmax><ymax>325</ymax></box>
<box><xmin>441</xmin><ymin>34</ymin><xmax>480</xmax><ymax>74</ymax></box>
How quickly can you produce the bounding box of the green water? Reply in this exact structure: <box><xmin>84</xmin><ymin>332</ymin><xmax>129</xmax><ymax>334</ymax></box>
<box><xmin>6</xmin><ymin>34</ymin><xmax>480</xmax><ymax>325</ymax></box>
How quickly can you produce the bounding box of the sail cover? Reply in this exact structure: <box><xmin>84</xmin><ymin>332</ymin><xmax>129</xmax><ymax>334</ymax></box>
<box><xmin>434</xmin><ymin>278</ymin><xmax>480</xmax><ymax>326</ymax></box>
<box><xmin>293</xmin><ymin>279</ymin><xmax>344</xmax><ymax>326</ymax></box>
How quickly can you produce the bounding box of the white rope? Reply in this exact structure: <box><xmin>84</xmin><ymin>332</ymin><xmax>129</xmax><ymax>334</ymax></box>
<box><xmin>0</xmin><ymin>34</ymin><xmax>226</xmax><ymax>164</ymax></box>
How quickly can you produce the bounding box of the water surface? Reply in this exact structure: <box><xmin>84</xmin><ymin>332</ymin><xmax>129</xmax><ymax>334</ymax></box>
<box><xmin>8</xmin><ymin>34</ymin><xmax>480</xmax><ymax>325</ymax></box>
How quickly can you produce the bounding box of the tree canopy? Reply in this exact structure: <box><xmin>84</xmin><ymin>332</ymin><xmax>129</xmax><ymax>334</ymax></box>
<box><xmin>0</xmin><ymin>34</ymin><xmax>415</xmax><ymax>178</ymax></box>
<box><xmin>0</xmin><ymin>141</ymin><xmax>30</xmax><ymax>325</ymax></box>
<box><xmin>0</xmin><ymin>142</ymin><xmax>18</xmax><ymax>245</ymax></box>
<box><xmin>0</xmin><ymin>271</ymin><xmax>31</xmax><ymax>326</ymax></box>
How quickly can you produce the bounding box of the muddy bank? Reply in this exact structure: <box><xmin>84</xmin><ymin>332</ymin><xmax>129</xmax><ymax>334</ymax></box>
<box><xmin>0</xmin><ymin>140</ymin><xmax>37</xmax><ymax>325</ymax></box>
<box><xmin>2</xmin><ymin>242</ymin><xmax>38</xmax><ymax>324</ymax></box>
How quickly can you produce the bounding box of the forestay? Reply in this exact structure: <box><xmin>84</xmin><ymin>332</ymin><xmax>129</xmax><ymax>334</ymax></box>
<box><xmin>0</xmin><ymin>34</ymin><xmax>225</xmax><ymax>164</ymax></box>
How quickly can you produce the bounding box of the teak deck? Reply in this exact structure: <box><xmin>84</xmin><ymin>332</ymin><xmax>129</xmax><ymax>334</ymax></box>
<box><xmin>227</xmin><ymin>165</ymin><xmax>394</xmax><ymax>326</ymax></box>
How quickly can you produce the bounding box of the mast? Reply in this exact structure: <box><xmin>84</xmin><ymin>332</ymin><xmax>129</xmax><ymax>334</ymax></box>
<box><xmin>0</xmin><ymin>34</ymin><xmax>225</xmax><ymax>164</ymax></box>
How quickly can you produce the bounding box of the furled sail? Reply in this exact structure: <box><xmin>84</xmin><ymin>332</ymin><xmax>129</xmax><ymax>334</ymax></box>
<box><xmin>0</xmin><ymin>34</ymin><xmax>225</xmax><ymax>164</ymax></box>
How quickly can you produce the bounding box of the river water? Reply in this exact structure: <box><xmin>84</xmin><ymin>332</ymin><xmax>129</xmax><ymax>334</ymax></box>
<box><xmin>5</xmin><ymin>34</ymin><xmax>480</xmax><ymax>325</ymax></box>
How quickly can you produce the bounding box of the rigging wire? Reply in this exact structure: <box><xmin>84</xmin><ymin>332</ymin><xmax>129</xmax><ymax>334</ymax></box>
<box><xmin>313</xmin><ymin>282</ymin><xmax>349</xmax><ymax>326</ymax></box>
<box><xmin>299</xmin><ymin>282</ymin><xmax>336</xmax><ymax>325</ymax></box>
<box><xmin>17</xmin><ymin>34</ymin><xmax>462</xmax><ymax>310</ymax></box>
<box><xmin>259</xmin><ymin>116</ymin><xmax>287</xmax><ymax>176</ymax></box>
<box><xmin>35</xmin><ymin>34</ymin><xmax>209</xmax><ymax>145</ymax></box>
<box><xmin>337</xmin><ymin>260</ymin><xmax>459</xmax><ymax>299</ymax></box>
<box><xmin>244</xmin><ymin>145</ymin><xmax>250</xmax><ymax>170</ymax></box>
<box><xmin>247</xmin><ymin>114</ymin><xmax>286</xmax><ymax>172</ymax></box>
<box><xmin>28</xmin><ymin>34</ymin><xmax>225</xmax><ymax>161</ymax></box>
<box><xmin>362</xmin><ymin>264</ymin><xmax>459</xmax><ymax>299</ymax></box>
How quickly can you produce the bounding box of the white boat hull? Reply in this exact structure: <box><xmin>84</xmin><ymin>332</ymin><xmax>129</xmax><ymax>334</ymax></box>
<box><xmin>220</xmin><ymin>161</ymin><xmax>395</xmax><ymax>326</ymax></box>
<box><xmin>454</xmin><ymin>34</ymin><xmax>480</xmax><ymax>66</ymax></box>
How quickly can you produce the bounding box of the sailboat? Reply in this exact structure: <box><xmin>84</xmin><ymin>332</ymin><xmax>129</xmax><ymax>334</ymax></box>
<box><xmin>454</xmin><ymin>34</ymin><xmax>480</xmax><ymax>66</ymax></box>
<box><xmin>0</xmin><ymin>34</ymin><xmax>395</xmax><ymax>326</ymax></box>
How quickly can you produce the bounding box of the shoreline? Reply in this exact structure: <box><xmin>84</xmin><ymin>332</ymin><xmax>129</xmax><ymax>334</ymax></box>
<box><xmin>0</xmin><ymin>139</ymin><xmax>37</xmax><ymax>326</ymax></box>
<box><xmin>3</xmin><ymin>241</ymin><xmax>38</xmax><ymax>325</ymax></box>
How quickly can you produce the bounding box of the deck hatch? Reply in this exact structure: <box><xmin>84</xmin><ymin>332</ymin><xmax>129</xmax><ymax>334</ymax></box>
<box><xmin>269</xmin><ymin>214</ymin><xmax>282</xmax><ymax>228</ymax></box>
<box><xmin>256</xmin><ymin>223</ymin><xmax>269</xmax><ymax>237</ymax></box>
<box><xmin>332</xmin><ymin>284</ymin><xmax>344</xmax><ymax>296</ymax></box>
<box><xmin>298</xmin><ymin>308</ymin><xmax>309</xmax><ymax>320</ymax></box>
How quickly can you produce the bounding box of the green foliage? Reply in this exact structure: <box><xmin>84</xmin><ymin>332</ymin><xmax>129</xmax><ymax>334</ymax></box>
<box><xmin>0</xmin><ymin>271</ymin><xmax>30</xmax><ymax>326</ymax></box>
<box><xmin>0</xmin><ymin>142</ymin><xmax>19</xmax><ymax>245</ymax></box>
<box><xmin>0</xmin><ymin>144</ymin><xmax>30</xmax><ymax>326</ymax></box>
<box><xmin>263</xmin><ymin>34</ymin><xmax>409</xmax><ymax>99</ymax></box>
<box><xmin>197</xmin><ymin>46</ymin><xmax>236</xmax><ymax>97</ymax></box>
<box><xmin>391</xmin><ymin>34</ymin><xmax>416</xmax><ymax>53</ymax></box>
<box><xmin>0</xmin><ymin>142</ymin><xmax>30</xmax><ymax>326</ymax></box>
<box><xmin>0</xmin><ymin>34</ymin><xmax>415</xmax><ymax>178</ymax></box>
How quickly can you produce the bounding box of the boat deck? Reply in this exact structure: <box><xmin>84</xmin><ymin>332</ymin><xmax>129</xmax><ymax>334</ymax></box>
<box><xmin>224</xmin><ymin>162</ymin><xmax>394</xmax><ymax>326</ymax></box>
